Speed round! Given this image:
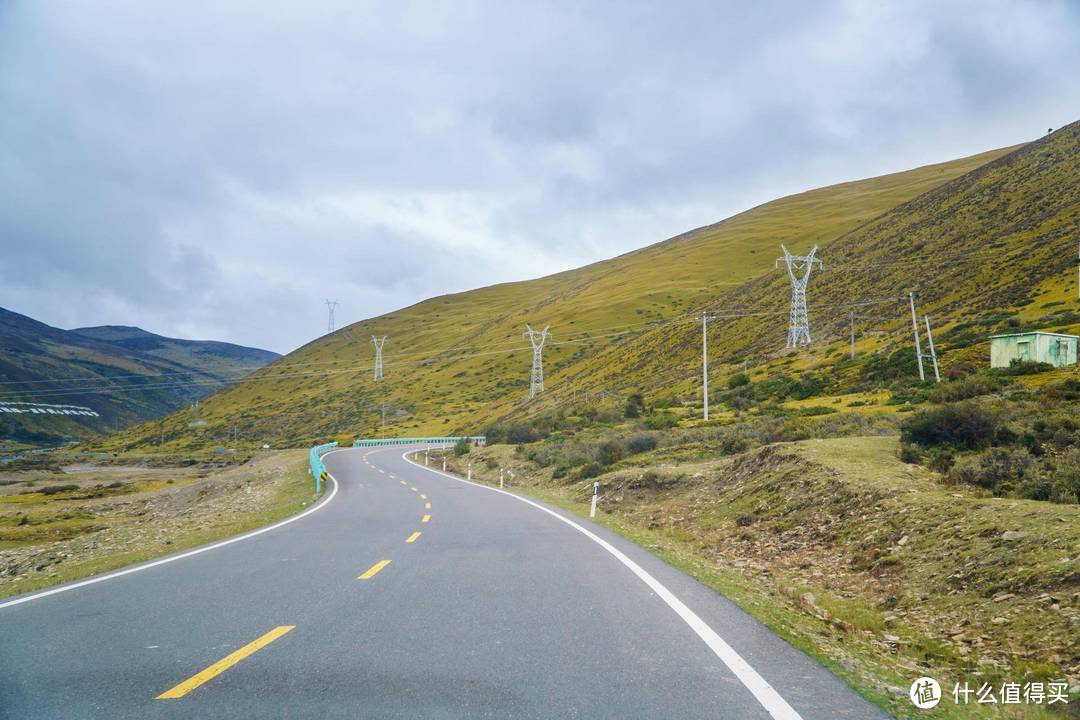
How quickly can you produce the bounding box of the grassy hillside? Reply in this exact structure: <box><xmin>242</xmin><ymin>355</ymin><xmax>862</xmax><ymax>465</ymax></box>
<box><xmin>0</xmin><ymin>310</ymin><xmax>279</xmax><ymax>444</ymax></box>
<box><xmin>108</xmin><ymin>139</ymin><xmax>1036</xmax><ymax>450</ymax></box>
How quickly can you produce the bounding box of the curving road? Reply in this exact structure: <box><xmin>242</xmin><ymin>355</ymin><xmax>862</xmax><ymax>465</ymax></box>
<box><xmin>0</xmin><ymin>445</ymin><xmax>891</xmax><ymax>719</ymax></box>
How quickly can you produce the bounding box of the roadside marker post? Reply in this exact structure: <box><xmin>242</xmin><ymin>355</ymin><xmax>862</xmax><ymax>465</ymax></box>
<box><xmin>442</xmin><ymin>457</ymin><xmax>447</xmax><ymax>472</ymax></box>
<box><xmin>467</xmin><ymin>461</ymin><xmax>472</xmax><ymax>481</ymax></box>
<box><xmin>499</xmin><ymin>468</ymin><xmax>504</xmax><ymax>488</ymax></box>
<box><xmin>591</xmin><ymin>482</ymin><xmax>599</xmax><ymax>518</ymax></box>
<box><xmin>425</xmin><ymin>450</ymin><xmax>429</xmax><ymax>466</ymax></box>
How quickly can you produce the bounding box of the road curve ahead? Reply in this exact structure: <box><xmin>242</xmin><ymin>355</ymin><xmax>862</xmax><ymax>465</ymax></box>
<box><xmin>0</xmin><ymin>446</ymin><xmax>892</xmax><ymax>719</ymax></box>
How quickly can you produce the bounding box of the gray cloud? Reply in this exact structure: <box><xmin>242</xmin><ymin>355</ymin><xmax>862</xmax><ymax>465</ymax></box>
<box><xmin>1</xmin><ymin>0</ymin><xmax>1077</xmax><ymax>353</ymax></box>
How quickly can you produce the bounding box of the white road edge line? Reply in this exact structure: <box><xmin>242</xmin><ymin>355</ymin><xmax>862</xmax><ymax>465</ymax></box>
<box><xmin>400</xmin><ymin>447</ymin><xmax>803</xmax><ymax>720</ymax></box>
<box><xmin>0</xmin><ymin>450</ymin><xmax>346</xmax><ymax>611</ymax></box>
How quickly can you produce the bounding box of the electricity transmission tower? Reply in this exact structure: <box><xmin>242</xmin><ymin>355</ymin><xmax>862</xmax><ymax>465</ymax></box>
<box><xmin>776</xmin><ymin>245</ymin><xmax>822</xmax><ymax>348</ymax></box>
<box><xmin>325</xmin><ymin>300</ymin><xmax>338</xmax><ymax>333</ymax></box>
<box><xmin>371</xmin><ymin>336</ymin><xmax>387</xmax><ymax>380</ymax></box>
<box><xmin>523</xmin><ymin>324</ymin><xmax>550</xmax><ymax>400</ymax></box>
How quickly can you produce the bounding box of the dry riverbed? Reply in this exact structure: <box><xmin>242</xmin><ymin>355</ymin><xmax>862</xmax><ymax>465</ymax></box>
<box><xmin>0</xmin><ymin>449</ymin><xmax>313</xmax><ymax>598</ymax></box>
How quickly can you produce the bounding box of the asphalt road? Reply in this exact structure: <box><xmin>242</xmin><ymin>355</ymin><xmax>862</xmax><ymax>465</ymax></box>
<box><xmin>0</xmin><ymin>445</ymin><xmax>893</xmax><ymax>719</ymax></box>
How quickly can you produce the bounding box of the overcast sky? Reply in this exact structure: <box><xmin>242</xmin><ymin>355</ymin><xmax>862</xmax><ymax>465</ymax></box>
<box><xmin>1</xmin><ymin>1</ymin><xmax>1078</xmax><ymax>354</ymax></box>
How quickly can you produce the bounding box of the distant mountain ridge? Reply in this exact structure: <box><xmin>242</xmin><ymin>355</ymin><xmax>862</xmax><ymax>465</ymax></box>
<box><xmin>0</xmin><ymin>309</ymin><xmax>279</xmax><ymax>444</ymax></box>
<box><xmin>72</xmin><ymin>325</ymin><xmax>279</xmax><ymax>370</ymax></box>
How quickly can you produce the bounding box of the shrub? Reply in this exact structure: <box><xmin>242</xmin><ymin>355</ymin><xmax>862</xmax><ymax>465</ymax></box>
<box><xmin>626</xmin><ymin>433</ymin><xmax>658</xmax><ymax>455</ymax></box>
<box><xmin>644</xmin><ymin>413</ymin><xmax>679</xmax><ymax>430</ymax></box>
<box><xmin>37</xmin><ymin>484</ymin><xmax>80</xmax><ymax>495</ymax></box>
<box><xmin>578</xmin><ymin>462</ymin><xmax>602</xmax><ymax>480</ymax></box>
<box><xmin>1016</xmin><ymin>476</ymin><xmax>1055</xmax><ymax>502</ymax></box>
<box><xmin>505</xmin><ymin>424</ymin><xmax>540</xmax><ymax>444</ymax></box>
<box><xmin>900</xmin><ymin>402</ymin><xmax>999</xmax><ymax>450</ymax></box>
<box><xmin>927</xmin><ymin>449</ymin><xmax>955</xmax><ymax>474</ymax></box>
<box><xmin>898</xmin><ymin>444</ymin><xmax>921</xmax><ymax>464</ymax></box>
<box><xmin>727</xmin><ymin>373</ymin><xmax>750</xmax><ymax>389</ymax></box>
<box><xmin>929</xmin><ymin>375</ymin><xmax>1003</xmax><ymax>403</ymax></box>
<box><xmin>993</xmin><ymin>361</ymin><xmax>1054</xmax><ymax>376</ymax></box>
<box><xmin>946</xmin><ymin>447</ymin><xmax>1035</xmax><ymax>496</ymax></box>
<box><xmin>795</xmin><ymin>406</ymin><xmax>838</xmax><ymax>417</ymax></box>
<box><xmin>789</xmin><ymin>373</ymin><xmax>826</xmax><ymax>400</ymax></box>
<box><xmin>1046</xmin><ymin>448</ymin><xmax>1080</xmax><ymax>503</ymax></box>
<box><xmin>453</xmin><ymin>438</ymin><xmax>471</xmax><ymax>456</ymax></box>
<box><xmin>597</xmin><ymin>439</ymin><xmax>626</xmax><ymax>466</ymax></box>
<box><xmin>862</xmin><ymin>348</ymin><xmax>919</xmax><ymax>384</ymax></box>
<box><xmin>624</xmin><ymin>393</ymin><xmax>645</xmax><ymax>418</ymax></box>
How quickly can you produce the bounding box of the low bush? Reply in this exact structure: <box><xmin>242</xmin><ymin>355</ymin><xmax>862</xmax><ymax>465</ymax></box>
<box><xmin>900</xmin><ymin>402</ymin><xmax>999</xmax><ymax>450</ymax></box>
<box><xmin>597</xmin><ymin>439</ymin><xmax>626</xmax><ymax>466</ymax></box>
<box><xmin>644</xmin><ymin>413</ymin><xmax>679</xmax><ymax>430</ymax></box>
<box><xmin>946</xmin><ymin>447</ymin><xmax>1035</xmax><ymax>496</ymax></box>
<box><xmin>993</xmin><ymin>361</ymin><xmax>1054</xmax><ymax>376</ymax></box>
<box><xmin>626</xmin><ymin>433</ymin><xmax>658</xmax><ymax>455</ymax></box>
<box><xmin>727</xmin><ymin>373</ymin><xmax>749</xmax><ymax>389</ymax></box>
<box><xmin>37</xmin><ymin>484</ymin><xmax>79</xmax><ymax>496</ymax></box>
<box><xmin>578</xmin><ymin>462</ymin><xmax>602</xmax><ymax>480</ymax></box>
<box><xmin>929</xmin><ymin>375</ymin><xmax>1003</xmax><ymax>403</ymax></box>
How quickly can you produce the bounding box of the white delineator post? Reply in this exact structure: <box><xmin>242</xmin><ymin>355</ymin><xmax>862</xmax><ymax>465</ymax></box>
<box><xmin>425</xmin><ymin>450</ymin><xmax>429</xmax><ymax>466</ymax></box>
<box><xmin>442</xmin><ymin>457</ymin><xmax>447</xmax><ymax>472</ymax></box>
<box><xmin>590</xmin><ymin>481</ymin><xmax>599</xmax><ymax>518</ymax></box>
<box><xmin>499</xmin><ymin>468</ymin><xmax>504</xmax><ymax>488</ymax></box>
<box><xmin>467</xmin><ymin>461</ymin><xmax>472</xmax><ymax>481</ymax></box>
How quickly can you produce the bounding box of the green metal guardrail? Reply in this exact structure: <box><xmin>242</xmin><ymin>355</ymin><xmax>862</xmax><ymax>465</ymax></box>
<box><xmin>308</xmin><ymin>441</ymin><xmax>338</xmax><ymax>493</ymax></box>
<box><xmin>352</xmin><ymin>436</ymin><xmax>486</xmax><ymax>448</ymax></box>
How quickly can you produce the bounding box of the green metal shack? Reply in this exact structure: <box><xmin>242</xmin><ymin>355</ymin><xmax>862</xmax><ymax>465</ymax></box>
<box><xmin>989</xmin><ymin>331</ymin><xmax>1078</xmax><ymax>368</ymax></box>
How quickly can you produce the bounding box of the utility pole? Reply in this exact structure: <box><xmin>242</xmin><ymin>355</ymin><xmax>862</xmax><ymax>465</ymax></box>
<box><xmin>909</xmin><ymin>292</ymin><xmax>925</xmax><ymax>381</ymax></box>
<box><xmin>325</xmin><ymin>300</ymin><xmax>338</xmax><ymax>334</ymax></box>
<box><xmin>524</xmin><ymin>324</ymin><xmax>550</xmax><ymax>400</ymax></box>
<box><xmin>924</xmin><ymin>316</ymin><xmax>941</xmax><ymax>383</ymax></box>
<box><xmin>701</xmin><ymin>315</ymin><xmax>709</xmax><ymax>422</ymax></box>
<box><xmin>371</xmin><ymin>336</ymin><xmax>387</xmax><ymax>380</ymax></box>
<box><xmin>850</xmin><ymin>311</ymin><xmax>856</xmax><ymax>360</ymax></box>
<box><xmin>776</xmin><ymin>245</ymin><xmax>822</xmax><ymax>348</ymax></box>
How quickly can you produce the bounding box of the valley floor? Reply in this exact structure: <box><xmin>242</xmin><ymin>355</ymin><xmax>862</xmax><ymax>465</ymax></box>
<box><xmin>0</xmin><ymin>449</ymin><xmax>313</xmax><ymax>599</ymax></box>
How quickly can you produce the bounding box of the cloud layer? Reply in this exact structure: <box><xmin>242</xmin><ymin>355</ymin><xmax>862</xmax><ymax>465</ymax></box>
<box><xmin>1</xmin><ymin>0</ymin><xmax>1078</xmax><ymax>352</ymax></box>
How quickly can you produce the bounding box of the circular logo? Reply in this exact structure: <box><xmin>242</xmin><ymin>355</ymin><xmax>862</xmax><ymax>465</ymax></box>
<box><xmin>909</xmin><ymin>677</ymin><xmax>941</xmax><ymax>709</ymax></box>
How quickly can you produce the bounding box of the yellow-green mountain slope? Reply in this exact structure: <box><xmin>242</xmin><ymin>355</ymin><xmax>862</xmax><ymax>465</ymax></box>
<box><xmin>108</xmin><ymin>137</ymin><xmax>1041</xmax><ymax>448</ymax></box>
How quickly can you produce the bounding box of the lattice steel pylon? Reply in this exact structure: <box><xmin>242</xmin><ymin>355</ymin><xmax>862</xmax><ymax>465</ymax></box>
<box><xmin>325</xmin><ymin>300</ymin><xmax>338</xmax><ymax>333</ymax></box>
<box><xmin>371</xmin><ymin>336</ymin><xmax>387</xmax><ymax>380</ymax></box>
<box><xmin>776</xmin><ymin>245</ymin><xmax>822</xmax><ymax>348</ymax></box>
<box><xmin>523</xmin><ymin>324</ymin><xmax>550</xmax><ymax>400</ymax></box>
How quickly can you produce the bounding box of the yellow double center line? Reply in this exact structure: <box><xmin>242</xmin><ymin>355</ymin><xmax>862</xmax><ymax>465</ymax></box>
<box><xmin>156</xmin><ymin>626</ymin><xmax>295</xmax><ymax>699</ymax></box>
